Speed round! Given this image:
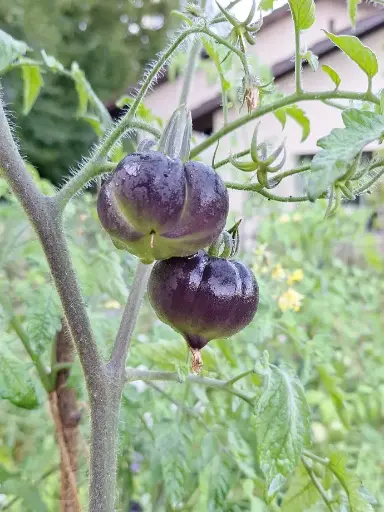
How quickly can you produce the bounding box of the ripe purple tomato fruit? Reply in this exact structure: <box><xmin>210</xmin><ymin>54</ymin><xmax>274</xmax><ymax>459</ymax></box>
<box><xmin>148</xmin><ymin>251</ymin><xmax>259</xmax><ymax>368</ymax></box>
<box><xmin>97</xmin><ymin>152</ymin><xmax>229</xmax><ymax>263</ymax></box>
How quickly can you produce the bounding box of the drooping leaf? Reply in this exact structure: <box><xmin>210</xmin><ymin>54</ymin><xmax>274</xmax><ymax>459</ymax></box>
<box><xmin>285</xmin><ymin>105</ymin><xmax>310</xmax><ymax>142</ymax></box>
<box><xmin>348</xmin><ymin>0</ymin><xmax>360</xmax><ymax>27</ymax></box>
<box><xmin>71</xmin><ymin>62</ymin><xmax>89</xmax><ymax>116</ymax></box>
<box><xmin>1</xmin><ymin>479</ymin><xmax>47</xmax><ymax>512</ymax></box>
<box><xmin>324</xmin><ymin>31</ymin><xmax>378</xmax><ymax>79</ymax></box>
<box><xmin>253</xmin><ymin>352</ymin><xmax>311</xmax><ymax>500</ymax></box>
<box><xmin>21</xmin><ymin>65</ymin><xmax>44</xmax><ymax>115</ymax></box>
<box><xmin>328</xmin><ymin>452</ymin><xmax>374</xmax><ymax>512</ymax></box>
<box><xmin>288</xmin><ymin>0</ymin><xmax>315</xmax><ymax>31</ymax></box>
<box><xmin>0</xmin><ymin>29</ymin><xmax>30</xmax><ymax>72</ymax></box>
<box><xmin>281</xmin><ymin>463</ymin><xmax>321</xmax><ymax>511</ymax></box>
<box><xmin>0</xmin><ymin>348</ymin><xmax>39</xmax><ymax>409</ymax></box>
<box><xmin>322</xmin><ymin>64</ymin><xmax>341</xmax><ymax>89</ymax></box>
<box><xmin>308</xmin><ymin>109</ymin><xmax>384</xmax><ymax>199</ymax></box>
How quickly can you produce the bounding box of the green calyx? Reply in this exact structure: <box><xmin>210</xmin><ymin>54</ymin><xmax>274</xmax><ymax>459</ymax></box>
<box><xmin>230</xmin><ymin>124</ymin><xmax>286</xmax><ymax>189</ymax></box>
<box><xmin>208</xmin><ymin>219</ymin><xmax>242</xmax><ymax>259</ymax></box>
<box><xmin>157</xmin><ymin>105</ymin><xmax>192</xmax><ymax>162</ymax></box>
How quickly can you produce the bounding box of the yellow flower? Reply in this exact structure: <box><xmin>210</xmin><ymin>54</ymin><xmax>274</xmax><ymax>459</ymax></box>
<box><xmin>287</xmin><ymin>268</ymin><xmax>304</xmax><ymax>285</ymax></box>
<box><xmin>271</xmin><ymin>263</ymin><xmax>286</xmax><ymax>280</ymax></box>
<box><xmin>278</xmin><ymin>288</ymin><xmax>304</xmax><ymax>312</ymax></box>
<box><xmin>292</xmin><ymin>213</ymin><xmax>302</xmax><ymax>222</ymax></box>
<box><xmin>278</xmin><ymin>214</ymin><xmax>290</xmax><ymax>223</ymax></box>
<box><xmin>104</xmin><ymin>300</ymin><xmax>121</xmax><ymax>310</ymax></box>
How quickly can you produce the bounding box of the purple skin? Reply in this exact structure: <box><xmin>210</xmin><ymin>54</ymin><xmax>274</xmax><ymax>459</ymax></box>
<box><xmin>97</xmin><ymin>151</ymin><xmax>229</xmax><ymax>263</ymax></box>
<box><xmin>148</xmin><ymin>251</ymin><xmax>259</xmax><ymax>350</ymax></box>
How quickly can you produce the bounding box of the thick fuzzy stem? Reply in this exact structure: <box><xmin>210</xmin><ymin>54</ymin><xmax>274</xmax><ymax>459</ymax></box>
<box><xmin>0</xmin><ymin>97</ymin><xmax>109</xmax><ymax>508</ymax></box>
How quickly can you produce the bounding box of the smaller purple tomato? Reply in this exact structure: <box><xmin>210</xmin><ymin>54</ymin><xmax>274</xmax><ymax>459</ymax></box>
<box><xmin>148</xmin><ymin>251</ymin><xmax>259</xmax><ymax>370</ymax></box>
<box><xmin>97</xmin><ymin>152</ymin><xmax>229</xmax><ymax>263</ymax></box>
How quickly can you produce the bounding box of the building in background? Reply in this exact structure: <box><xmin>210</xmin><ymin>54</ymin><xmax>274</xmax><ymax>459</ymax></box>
<box><xmin>142</xmin><ymin>0</ymin><xmax>384</xmax><ymax>214</ymax></box>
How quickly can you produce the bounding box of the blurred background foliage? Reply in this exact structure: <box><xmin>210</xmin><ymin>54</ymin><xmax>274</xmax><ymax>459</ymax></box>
<box><xmin>0</xmin><ymin>0</ymin><xmax>178</xmax><ymax>184</ymax></box>
<box><xmin>0</xmin><ymin>169</ymin><xmax>383</xmax><ymax>510</ymax></box>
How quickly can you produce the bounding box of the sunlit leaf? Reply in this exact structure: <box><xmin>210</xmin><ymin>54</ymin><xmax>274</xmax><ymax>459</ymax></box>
<box><xmin>288</xmin><ymin>0</ymin><xmax>315</xmax><ymax>31</ymax></box>
<box><xmin>308</xmin><ymin>109</ymin><xmax>384</xmax><ymax>198</ymax></box>
<box><xmin>21</xmin><ymin>65</ymin><xmax>44</xmax><ymax>115</ymax></box>
<box><xmin>322</xmin><ymin>64</ymin><xmax>341</xmax><ymax>89</ymax></box>
<box><xmin>348</xmin><ymin>0</ymin><xmax>360</xmax><ymax>27</ymax></box>
<box><xmin>253</xmin><ymin>352</ymin><xmax>311</xmax><ymax>500</ymax></box>
<box><xmin>324</xmin><ymin>31</ymin><xmax>378</xmax><ymax>79</ymax></box>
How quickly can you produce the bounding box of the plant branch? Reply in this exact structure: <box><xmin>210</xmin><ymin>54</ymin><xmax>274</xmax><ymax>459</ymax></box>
<box><xmin>0</xmin><ymin>96</ymin><xmax>109</xmax><ymax>509</ymax></box>
<box><xmin>226</xmin><ymin>368</ymin><xmax>254</xmax><ymax>385</ymax></box>
<box><xmin>107</xmin><ymin>261</ymin><xmax>153</xmax><ymax>381</ymax></box>
<box><xmin>179</xmin><ymin>39</ymin><xmax>203</xmax><ymax>106</ymax></box>
<box><xmin>190</xmin><ymin>90</ymin><xmax>379</xmax><ymax>158</ymax></box>
<box><xmin>125</xmin><ymin>368</ymin><xmax>255</xmax><ymax>405</ymax></box>
<box><xmin>301</xmin><ymin>456</ymin><xmax>334</xmax><ymax>512</ymax></box>
<box><xmin>214</xmin><ymin>149</ymin><xmax>251</xmax><ymax>169</ymax></box>
<box><xmin>295</xmin><ymin>29</ymin><xmax>302</xmax><ymax>93</ymax></box>
<box><xmin>303</xmin><ymin>449</ymin><xmax>330</xmax><ymax>466</ymax></box>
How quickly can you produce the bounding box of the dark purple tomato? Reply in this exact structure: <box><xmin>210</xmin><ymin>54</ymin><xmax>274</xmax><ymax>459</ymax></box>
<box><xmin>97</xmin><ymin>152</ymin><xmax>229</xmax><ymax>263</ymax></box>
<box><xmin>147</xmin><ymin>251</ymin><xmax>259</xmax><ymax>351</ymax></box>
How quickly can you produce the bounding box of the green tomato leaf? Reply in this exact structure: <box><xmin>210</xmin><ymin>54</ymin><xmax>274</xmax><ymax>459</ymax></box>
<box><xmin>322</xmin><ymin>64</ymin><xmax>341</xmax><ymax>89</ymax></box>
<box><xmin>1</xmin><ymin>479</ymin><xmax>47</xmax><ymax>512</ymax></box>
<box><xmin>285</xmin><ymin>104</ymin><xmax>310</xmax><ymax>142</ymax></box>
<box><xmin>0</xmin><ymin>348</ymin><xmax>39</xmax><ymax>409</ymax></box>
<box><xmin>21</xmin><ymin>65</ymin><xmax>44</xmax><ymax>115</ymax></box>
<box><xmin>0</xmin><ymin>29</ymin><xmax>30</xmax><ymax>72</ymax></box>
<box><xmin>348</xmin><ymin>0</ymin><xmax>360</xmax><ymax>27</ymax></box>
<box><xmin>281</xmin><ymin>463</ymin><xmax>321</xmax><ymax>511</ymax></box>
<box><xmin>254</xmin><ymin>353</ymin><xmax>311</xmax><ymax>500</ymax></box>
<box><xmin>288</xmin><ymin>0</ymin><xmax>315</xmax><ymax>31</ymax></box>
<box><xmin>324</xmin><ymin>31</ymin><xmax>378</xmax><ymax>79</ymax></box>
<box><xmin>308</xmin><ymin>109</ymin><xmax>384</xmax><ymax>199</ymax></box>
<box><xmin>274</xmin><ymin>108</ymin><xmax>287</xmax><ymax>128</ymax></box>
<box><xmin>328</xmin><ymin>452</ymin><xmax>374</xmax><ymax>512</ymax></box>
